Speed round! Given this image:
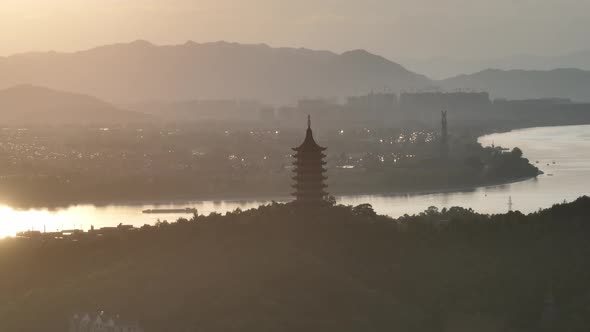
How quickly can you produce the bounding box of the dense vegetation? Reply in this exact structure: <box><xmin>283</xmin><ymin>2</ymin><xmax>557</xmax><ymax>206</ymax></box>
<box><xmin>1</xmin><ymin>197</ymin><xmax>589</xmax><ymax>331</ymax></box>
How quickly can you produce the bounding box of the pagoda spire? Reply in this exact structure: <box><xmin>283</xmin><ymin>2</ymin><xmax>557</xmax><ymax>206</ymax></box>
<box><xmin>292</xmin><ymin>115</ymin><xmax>328</xmax><ymax>204</ymax></box>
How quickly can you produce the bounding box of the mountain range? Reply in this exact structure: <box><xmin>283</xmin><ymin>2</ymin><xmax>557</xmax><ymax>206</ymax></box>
<box><xmin>400</xmin><ymin>49</ymin><xmax>590</xmax><ymax>80</ymax></box>
<box><xmin>440</xmin><ymin>68</ymin><xmax>590</xmax><ymax>102</ymax></box>
<box><xmin>1</xmin><ymin>41</ymin><xmax>590</xmax><ymax>109</ymax></box>
<box><xmin>0</xmin><ymin>41</ymin><xmax>432</xmax><ymax>104</ymax></box>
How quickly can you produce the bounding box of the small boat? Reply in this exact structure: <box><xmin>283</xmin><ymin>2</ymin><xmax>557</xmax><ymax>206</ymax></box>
<box><xmin>142</xmin><ymin>208</ymin><xmax>198</xmax><ymax>214</ymax></box>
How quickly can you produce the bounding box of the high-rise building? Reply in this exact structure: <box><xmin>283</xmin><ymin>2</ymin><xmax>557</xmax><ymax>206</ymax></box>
<box><xmin>441</xmin><ymin>110</ymin><xmax>449</xmax><ymax>158</ymax></box>
<box><xmin>292</xmin><ymin>115</ymin><xmax>328</xmax><ymax>204</ymax></box>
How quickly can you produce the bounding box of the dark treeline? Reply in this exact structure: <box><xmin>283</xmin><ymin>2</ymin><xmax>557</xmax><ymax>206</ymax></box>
<box><xmin>1</xmin><ymin>197</ymin><xmax>590</xmax><ymax>331</ymax></box>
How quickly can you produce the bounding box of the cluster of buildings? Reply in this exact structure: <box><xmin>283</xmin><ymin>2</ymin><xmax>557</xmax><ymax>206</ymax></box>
<box><xmin>152</xmin><ymin>91</ymin><xmax>488</xmax><ymax>127</ymax></box>
<box><xmin>261</xmin><ymin>90</ymin><xmax>590</xmax><ymax>129</ymax></box>
<box><xmin>262</xmin><ymin>91</ymin><xmax>492</xmax><ymax>128</ymax></box>
<box><xmin>291</xmin><ymin>109</ymin><xmax>451</xmax><ymax>205</ymax></box>
<box><xmin>16</xmin><ymin>224</ymin><xmax>138</xmax><ymax>242</ymax></box>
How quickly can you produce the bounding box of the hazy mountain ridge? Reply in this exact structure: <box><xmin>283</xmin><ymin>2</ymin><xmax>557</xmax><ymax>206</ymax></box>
<box><xmin>440</xmin><ymin>68</ymin><xmax>590</xmax><ymax>102</ymax></box>
<box><xmin>0</xmin><ymin>40</ymin><xmax>433</xmax><ymax>104</ymax></box>
<box><xmin>400</xmin><ymin>49</ymin><xmax>590</xmax><ymax>79</ymax></box>
<box><xmin>2</xmin><ymin>41</ymin><xmax>590</xmax><ymax>106</ymax></box>
<box><xmin>0</xmin><ymin>85</ymin><xmax>142</xmax><ymax>125</ymax></box>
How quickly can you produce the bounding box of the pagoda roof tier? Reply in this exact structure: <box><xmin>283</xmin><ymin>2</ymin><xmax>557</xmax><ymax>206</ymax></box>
<box><xmin>292</xmin><ymin>175</ymin><xmax>328</xmax><ymax>181</ymax></box>
<box><xmin>293</xmin><ymin>190</ymin><xmax>328</xmax><ymax>195</ymax></box>
<box><xmin>292</xmin><ymin>160</ymin><xmax>327</xmax><ymax>166</ymax></box>
<box><xmin>292</xmin><ymin>167</ymin><xmax>328</xmax><ymax>173</ymax></box>
<box><xmin>292</xmin><ymin>182</ymin><xmax>328</xmax><ymax>188</ymax></box>
<box><xmin>292</xmin><ymin>116</ymin><xmax>326</xmax><ymax>152</ymax></box>
<box><xmin>292</xmin><ymin>152</ymin><xmax>327</xmax><ymax>159</ymax></box>
<box><xmin>292</xmin><ymin>192</ymin><xmax>329</xmax><ymax>199</ymax></box>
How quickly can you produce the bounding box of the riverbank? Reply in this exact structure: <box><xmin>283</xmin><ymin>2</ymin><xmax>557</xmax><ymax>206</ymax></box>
<box><xmin>1</xmin><ymin>119</ymin><xmax>587</xmax><ymax>240</ymax></box>
<box><xmin>331</xmin><ymin>174</ymin><xmax>541</xmax><ymax>199</ymax></box>
<box><xmin>0</xmin><ymin>171</ymin><xmax>542</xmax><ymax>211</ymax></box>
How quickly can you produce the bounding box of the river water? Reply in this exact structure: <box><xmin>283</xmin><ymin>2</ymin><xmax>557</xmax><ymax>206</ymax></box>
<box><xmin>1</xmin><ymin>124</ymin><xmax>589</xmax><ymax>237</ymax></box>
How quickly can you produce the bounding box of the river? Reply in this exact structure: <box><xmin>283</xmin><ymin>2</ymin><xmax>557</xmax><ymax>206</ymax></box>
<box><xmin>1</xmin><ymin>124</ymin><xmax>589</xmax><ymax>237</ymax></box>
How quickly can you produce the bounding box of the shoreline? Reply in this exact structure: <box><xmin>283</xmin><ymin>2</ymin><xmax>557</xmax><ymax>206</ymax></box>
<box><xmin>1</xmin><ymin>123</ymin><xmax>565</xmax><ymax>211</ymax></box>
<box><xmin>331</xmin><ymin>175</ymin><xmax>539</xmax><ymax>199</ymax></box>
<box><xmin>480</xmin><ymin>122</ymin><xmax>590</xmax><ymax>138</ymax></box>
<box><xmin>0</xmin><ymin>174</ymin><xmax>540</xmax><ymax>211</ymax></box>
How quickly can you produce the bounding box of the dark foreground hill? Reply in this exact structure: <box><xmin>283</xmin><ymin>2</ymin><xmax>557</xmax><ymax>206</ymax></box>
<box><xmin>2</xmin><ymin>198</ymin><xmax>590</xmax><ymax>331</ymax></box>
<box><xmin>0</xmin><ymin>41</ymin><xmax>432</xmax><ymax>103</ymax></box>
<box><xmin>0</xmin><ymin>85</ymin><xmax>143</xmax><ymax>125</ymax></box>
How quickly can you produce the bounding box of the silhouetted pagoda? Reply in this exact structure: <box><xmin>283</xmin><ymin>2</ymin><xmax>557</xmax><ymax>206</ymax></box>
<box><xmin>292</xmin><ymin>115</ymin><xmax>328</xmax><ymax>204</ymax></box>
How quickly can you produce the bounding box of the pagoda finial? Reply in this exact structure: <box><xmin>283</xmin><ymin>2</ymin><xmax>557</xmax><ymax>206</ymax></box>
<box><xmin>307</xmin><ymin>114</ymin><xmax>311</xmax><ymax>129</ymax></box>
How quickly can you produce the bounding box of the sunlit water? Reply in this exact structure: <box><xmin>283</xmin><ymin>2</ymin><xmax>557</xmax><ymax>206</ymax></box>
<box><xmin>1</xmin><ymin>124</ymin><xmax>589</xmax><ymax>237</ymax></box>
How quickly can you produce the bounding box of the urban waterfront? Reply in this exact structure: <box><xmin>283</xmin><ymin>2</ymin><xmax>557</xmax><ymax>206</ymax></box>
<box><xmin>1</xmin><ymin>124</ymin><xmax>589</xmax><ymax>238</ymax></box>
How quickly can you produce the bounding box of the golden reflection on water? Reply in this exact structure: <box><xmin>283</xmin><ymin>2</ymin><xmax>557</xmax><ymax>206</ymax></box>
<box><xmin>0</xmin><ymin>200</ymin><xmax>279</xmax><ymax>238</ymax></box>
<box><xmin>2</xmin><ymin>125</ymin><xmax>590</xmax><ymax>238</ymax></box>
<box><xmin>0</xmin><ymin>205</ymin><xmax>105</xmax><ymax>238</ymax></box>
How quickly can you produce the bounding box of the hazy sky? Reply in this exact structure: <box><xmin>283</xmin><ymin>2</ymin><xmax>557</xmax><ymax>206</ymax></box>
<box><xmin>0</xmin><ymin>0</ymin><xmax>588</xmax><ymax>60</ymax></box>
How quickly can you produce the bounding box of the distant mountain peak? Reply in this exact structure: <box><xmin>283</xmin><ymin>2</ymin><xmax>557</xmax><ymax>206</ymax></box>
<box><xmin>340</xmin><ymin>49</ymin><xmax>410</xmax><ymax>70</ymax></box>
<box><xmin>0</xmin><ymin>40</ymin><xmax>432</xmax><ymax>103</ymax></box>
<box><xmin>341</xmin><ymin>49</ymin><xmax>372</xmax><ymax>56</ymax></box>
<box><xmin>129</xmin><ymin>39</ymin><xmax>154</xmax><ymax>47</ymax></box>
<box><xmin>341</xmin><ymin>49</ymin><xmax>388</xmax><ymax>62</ymax></box>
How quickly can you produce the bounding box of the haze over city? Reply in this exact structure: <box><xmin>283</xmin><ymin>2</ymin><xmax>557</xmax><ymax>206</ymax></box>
<box><xmin>1</xmin><ymin>1</ymin><xmax>590</xmax><ymax>331</ymax></box>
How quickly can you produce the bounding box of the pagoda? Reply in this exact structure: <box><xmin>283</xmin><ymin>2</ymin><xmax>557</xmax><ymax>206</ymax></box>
<box><xmin>292</xmin><ymin>115</ymin><xmax>328</xmax><ymax>204</ymax></box>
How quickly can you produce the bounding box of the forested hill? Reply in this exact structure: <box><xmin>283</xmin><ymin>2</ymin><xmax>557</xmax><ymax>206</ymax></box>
<box><xmin>2</xmin><ymin>197</ymin><xmax>590</xmax><ymax>331</ymax></box>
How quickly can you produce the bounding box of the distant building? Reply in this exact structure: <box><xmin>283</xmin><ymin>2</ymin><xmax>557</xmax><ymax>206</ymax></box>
<box><xmin>292</xmin><ymin>115</ymin><xmax>328</xmax><ymax>204</ymax></box>
<box><xmin>297</xmin><ymin>98</ymin><xmax>339</xmax><ymax>112</ymax></box>
<box><xmin>69</xmin><ymin>312</ymin><xmax>144</xmax><ymax>332</ymax></box>
<box><xmin>440</xmin><ymin>110</ymin><xmax>449</xmax><ymax>158</ymax></box>
<box><xmin>347</xmin><ymin>92</ymin><xmax>397</xmax><ymax>112</ymax></box>
<box><xmin>400</xmin><ymin>92</ymin><xmax>491</xmax><ymax>120</ymax></box>
<box><xmin>277</xmin><ymin>106</ymin><xmax>297</xmax><ymax>124</ymax></box>
<box><xmin>347</xmin><ymin>92</ymin><xmax>398</xmax><ymax>124</ymax></box>
<box><xmin>16</xmin><ymin>224</ymin><xmax>137</xmax><ymax>242</ymax></box>
<box><xmin>258</xmin><ymin>106</ymin><xmax>276</xmax><ymax>123</ymax></box>
<box><xmin>296</xmin><ymin>98</ymin><xmax>344</xmax><ymax>127</ymax></box>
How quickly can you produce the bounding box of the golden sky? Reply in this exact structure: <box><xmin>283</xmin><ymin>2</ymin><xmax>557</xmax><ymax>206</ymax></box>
<box><xmin>0</xmin><ymin>0</ymin><xmax>588</xmax><ymax>59</ymax></box>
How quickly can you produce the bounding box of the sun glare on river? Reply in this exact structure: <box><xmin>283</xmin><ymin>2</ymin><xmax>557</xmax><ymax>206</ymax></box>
<box><xmin>0</xmin><ymin>205</ymin><xmax>98</xmax><ymax>238</ymax></box>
